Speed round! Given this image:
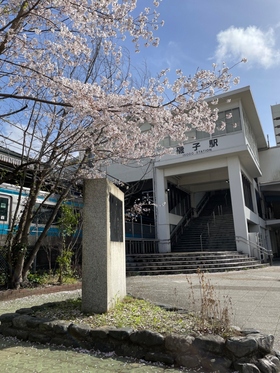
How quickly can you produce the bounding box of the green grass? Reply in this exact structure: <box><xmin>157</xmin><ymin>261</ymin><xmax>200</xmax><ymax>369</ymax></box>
<box><xmin>33</xmin><ymin>295</ymin><xmax>236</xmax><ymax>338</ymax></box>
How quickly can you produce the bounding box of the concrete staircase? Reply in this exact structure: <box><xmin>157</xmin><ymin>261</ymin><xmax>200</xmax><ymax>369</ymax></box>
<box><xmin>172</xmin><ymin>214</ymin><xmax>236</xmax><ymax>252</ymax></box>
<box><xmin>126</xmin><ymin>251</ymin><xmax>266</xmax><ymax>276</ymax></box>
<box><xmin>172</xmin><ymin>190</ymin><xmax>236</xmax><ymax>253</ymax></box>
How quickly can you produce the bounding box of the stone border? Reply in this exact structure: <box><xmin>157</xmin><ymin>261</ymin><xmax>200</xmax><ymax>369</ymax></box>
<box><xmin>1</xmin><ymin>303</ymin><xmax>280</xmax><ymax>372</ymax></box>
<box><xmin>0</xmin><ymin>283</ymin><xmax>82</xmax><ymax>301</ymax></box>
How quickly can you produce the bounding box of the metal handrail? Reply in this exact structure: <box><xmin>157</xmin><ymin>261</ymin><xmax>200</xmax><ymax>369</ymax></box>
<box><xmin>196</xmin><ymin>192</ymin><xmax>210</xmax><ymax>216</ymax></box>
<box><xmin>236</xmin><ymin>236</ymin><xmax>273</xmax><ymax>264</ymax></box>
<box><xmin>170</xmin><ymin>207</ymin><xmax>192</xmax><ymax>247</ymax></box>
<box><xmin>199</xmin><ymin>205</ymin><xmax>222</xmax><ymax>251</ymax></box>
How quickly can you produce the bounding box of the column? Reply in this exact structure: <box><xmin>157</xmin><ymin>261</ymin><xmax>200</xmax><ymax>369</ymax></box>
<box><xmin>228</xmin><ymin>157</ymin><xmax>250</xmax><ymax>255</ymax></box>
<box><xmin>154</xmin><ymin>168</ymin><xmax>171</xmax><ymax>252</ymax></box>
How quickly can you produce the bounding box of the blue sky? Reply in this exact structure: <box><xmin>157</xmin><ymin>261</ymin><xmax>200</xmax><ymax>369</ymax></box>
<box><xmin>128</xmin><ymin>0</ymin><xmax>280</xmax><ymax>146</ymax></box>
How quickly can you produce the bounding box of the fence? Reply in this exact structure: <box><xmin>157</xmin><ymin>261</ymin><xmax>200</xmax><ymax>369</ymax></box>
<box><xmin>125</xmin><ymin>239</ymin><xmax>158</xmax><ymax>255</ymax></box>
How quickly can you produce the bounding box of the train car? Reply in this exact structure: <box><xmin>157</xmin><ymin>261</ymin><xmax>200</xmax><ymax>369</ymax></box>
<box><xmin>0</xmin><ymin>182</ymin><xmax>82</xmax><ymax>247</ymax></box>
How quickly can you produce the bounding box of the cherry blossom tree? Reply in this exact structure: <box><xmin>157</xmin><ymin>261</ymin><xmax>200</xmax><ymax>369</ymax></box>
<box><xmin>0</xmin><ymin>0</ymin><xmax>244</xmax><ymax>288</ymax></box>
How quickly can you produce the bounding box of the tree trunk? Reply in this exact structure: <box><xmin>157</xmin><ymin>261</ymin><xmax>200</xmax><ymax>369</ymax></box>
<box><xmin>10</xmin><ymin>251</ymin><xmax>26</xmax><ymax>289</ymax></box>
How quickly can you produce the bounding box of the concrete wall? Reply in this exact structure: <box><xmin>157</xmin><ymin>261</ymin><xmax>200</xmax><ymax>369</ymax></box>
<box><xmin>259</xmin><ymin>147</ymin><xmax>280</xmax><ymax>184</ymax></box>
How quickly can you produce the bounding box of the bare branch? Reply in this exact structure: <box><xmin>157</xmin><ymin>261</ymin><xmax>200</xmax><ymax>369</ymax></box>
<box><xmin>0</xmin><ymin>92</ymin><xmax>72</xmax><ymax>107</ymax></box>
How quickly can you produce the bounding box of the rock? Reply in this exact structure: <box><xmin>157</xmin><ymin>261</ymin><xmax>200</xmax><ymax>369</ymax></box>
<box><xmin>130</xmin><ymin>330</ymin><xmax>164</xmax><ymax>347</ymax></box>
<box><xmin>16</xmin><ymin>308</ymin><xmax>34</xmax><ymax>315</ymax></box>
<box><xmin>257</xmin><ymin>355</ymin><xmax>280</xmax><ymax>373</ymax></box>
<box><xmin>176</xmin><ymin>354</ymin><xmax>201</xmax><ymax>369</ymax></box>
<box><xmin>89</xmin><ymin>328</ymin><xmax>109</xmax><ymax>339</ymax></box>
<box><xmin>226</xmin><ymin>336</ymin><xmax>258</xmax><ymax>358</ymax></box>
<box><xmin>0</xmin><ymin>326</ymin><xmax>28</xmax><ymax>340</ymax></box>
<box><xmin>49</xmin><ymin>321</ymin><xmax>69</xmax><ymax>335</ymax></box>
<box><xmin>0</xmin><ymin>313</ymin><xmax>18</xmax><ymax>323</ymax></box>
<box><xmin>201</xmin><ymin>355</ymin><xmax>232</xmax><ymax>373</ymax></box>
<box><xmin>253</xmin><ymin>334</ymin><xmax>274</xmax><ymax>354</ymax></box>
<box><xmin>38</xmin><ymin>320</ymin><xmax>61</xmax><ymax>333</ymax></box>
<box><xmin>108</xmin><ymin>327</ymin><xmax>133</xmax><ymax>341</ymax></box>
<box><xmin>68</xmin><ymin>323</ymin><xmax>91</xmax><ymax>339</ymax></box>
<box><xmin>26</xmin><ymin>317</ymin><xmax>48</xmax><ymax>329</ymax></box>
<box><xmin>165</xmin><ymin>334</ymin><xmax>195</xmax><ymax>354</ymax></box>
<box><xmin>193</xmin><ymin>334</ymin><xmax>226</xmax><ymax>355</ymax></box>
<box><xmin>28</xmin><ymin>332</ymin><xmax>51</xmax><ymax>344</ymax></box>
<box><xmin>115</xmin><ymin>343</ymin><xmax>146</xmax><ymax>359</ymax></box>
<box><xmin>236</xmin><ymin>362</ymin><xmax>261</xmax><ymax>373</ymax></box>
<box><xmin>12</xmin><ymin>314</ymin><xmax>34</xmax><ymax>329</ymax></box>
<box><xmin>242</xmin><ymin>329</ymin><xmax>261</xmax><ymax>335</ymax></box>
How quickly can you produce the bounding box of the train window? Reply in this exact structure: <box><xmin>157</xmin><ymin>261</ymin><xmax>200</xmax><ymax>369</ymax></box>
<box><xmin>0</xmin><ymin>197</ymin><xmax>9</xmax><ymax>221</ymax></box>
<box><xmin>32</xmin><ymin>204</ymin><xmax>58</xmax><ymax>224</ymax></box>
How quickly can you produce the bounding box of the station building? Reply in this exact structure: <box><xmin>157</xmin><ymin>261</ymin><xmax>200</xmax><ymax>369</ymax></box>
<box><xmin>107</xmin><ymin>86</ymin><xmax>280</xmax><ymax>259</ymax></box>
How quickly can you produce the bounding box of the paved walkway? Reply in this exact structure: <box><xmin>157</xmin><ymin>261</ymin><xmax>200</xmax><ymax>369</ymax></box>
<box><xmin>127</xmin><ymin>263</ymin><xmax>280</xmax><ymax>350</ymax></box>
<box><xmin>1</xmin><ymin>264</ymin><xmax>280</xmax><ymax>371</ymax></box>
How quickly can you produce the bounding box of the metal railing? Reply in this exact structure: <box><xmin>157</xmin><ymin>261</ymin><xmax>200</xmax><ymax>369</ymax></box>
<box><xmin>171</xmin><ymin>193</ymin><xmax>211</xmax><ymax>250</ymax></box>
<box><xmin>199</xmin><ymin>223</ymin><xmax>210</xmax><ymax>251</ymax></box>
<box><xmin>125</xmin><ymin>239</ymin><xmax>159</xmax><ymax>255</ymax></box>
<box><xmin>199</xmin><ymin>205</ymin><xmax>223</xmax><ymax>251</ymax></box>
<box><xmin>125</xmin><ymin>221</ymin><xmax>155</xmax><ymax>239</ymax></box>
<box><xmin>235</xmin><ymin>236</ymin><xmax>273</xmax><ymax>264</ymax></box>
<box><xmin>170</xmin><ymin>208</ymin><xmax>192</xmax><ymax>247</ymax></box>
<box><xmin>194</xmin><ymin>192</ymin><xmax>211</xmax><ymax>217</ymax></box>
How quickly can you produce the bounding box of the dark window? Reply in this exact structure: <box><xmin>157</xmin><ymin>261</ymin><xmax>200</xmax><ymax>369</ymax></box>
<box><xmin>0</xmin><ymin>197</ymin><xmax>9</xmax><ymax>221</ymax></box>
<box><xmin>242</xmin><ymin>174</ymin><xmax>254</xmax><ymax>211</ymax></box>
<box><xmin>255</xmin><ymin>190</ymin><xmax>263</xmax><ymax>218</ymax></box>
<box><xmin>215</xmin><ymin>107</ymin><xmax>241</xmax><ymax>134</ymax></box>
<box><xmin>32</xmin><ymin>204</ymin><xmax>57</xmax><ymax>224</ymax></box>
<box><xmin>195</xmin><ymin>107</ymin><xmax>241</xmax><ymax>140</ymax></box>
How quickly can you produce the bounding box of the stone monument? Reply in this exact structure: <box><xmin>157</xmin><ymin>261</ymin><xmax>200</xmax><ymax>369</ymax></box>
<box><xmin>82</xmin><ymin>178</ymin><xmax>126</xmax><ymax>313</ymax></box>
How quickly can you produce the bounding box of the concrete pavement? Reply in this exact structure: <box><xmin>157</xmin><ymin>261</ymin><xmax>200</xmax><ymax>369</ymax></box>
<box><xmin>127</xmin><ymin>262</ymin><xmax>280</xmax><ymax>350</ymax></box>
<box><xmin>1</xmin><ymin>264</ymin><xmax>280</xmax><ymax>371</ymax></box>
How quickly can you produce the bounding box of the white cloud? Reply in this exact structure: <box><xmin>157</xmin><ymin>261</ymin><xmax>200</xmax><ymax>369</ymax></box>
<box><xmin>214</xmin><ymin>26</ymin><xmax>280</xmax><ymax>68</ymax></box>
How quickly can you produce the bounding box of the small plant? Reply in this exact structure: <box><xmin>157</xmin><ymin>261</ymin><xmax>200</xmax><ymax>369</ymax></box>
<box><xmin>27</xmin><ymin>272</ymin><xmax>58</xmax><ymax>287</ymax></box>
<box><xmin>186</xmin><ymin>269</ymin><xmax>233</xmax><ymax>336</ymax></box>
<box><xmin>57</xmin><ymin>204</ymin><xmax>80</xmax><ymax>284</ymax></box>
<box><xmin>56</xmin><ymin>248</ymin><xmax>74</xmax><ymax>283</ymax></box>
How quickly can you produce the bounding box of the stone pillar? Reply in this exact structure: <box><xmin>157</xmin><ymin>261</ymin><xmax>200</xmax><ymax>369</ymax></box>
<box><xmin>82</xmin><ymin>178</ymin><xmax>126</xmax><ymax>314</ymax></box>
<box><xmin>228</xmin><ymin>157</ymin><xmax>249</xmax><ymax>255</ymax></box>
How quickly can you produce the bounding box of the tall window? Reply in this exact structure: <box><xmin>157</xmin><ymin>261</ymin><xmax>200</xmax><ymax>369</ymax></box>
<box><xmin>242</xmin><ymin>174</ymin><xmax>254</xmax><ymax>211</ymax></box>
<box><xmin>255</xmin><ymin>190</ymin><xmax>263</xmax><ymax>219</ymax></box>
<box><xmin>196</xmin><ymin>107</ymin><xmax>241</xmax><ymax>140</ymax></box>
<box><xmin>161</xmin><ymin>107</ymin><xmax>242</xmax><ymax>146</ymax></box>
<box><xmin>216</xmin><ymin>108</ymin><xmax>241</xmax><ymax>134</ymax></box>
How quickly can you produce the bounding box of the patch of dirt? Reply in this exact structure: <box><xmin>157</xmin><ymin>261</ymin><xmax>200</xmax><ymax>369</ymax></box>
<box><xmin>0</xmin><ymin>282</ymin><xmax>81</xmax><ymax>301</ymax></box>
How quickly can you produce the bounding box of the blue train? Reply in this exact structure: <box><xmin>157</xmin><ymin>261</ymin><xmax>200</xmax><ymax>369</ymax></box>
<box><xmin>0</xmin><ymin>182</ymin><xmax>82</xmax><ymax>247</ymax></box>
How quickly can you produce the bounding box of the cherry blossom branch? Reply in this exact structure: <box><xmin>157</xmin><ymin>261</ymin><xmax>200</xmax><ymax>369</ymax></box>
<box><xmin>0</xmin><ymin>92</ymin><xmax>72</xmax><ymax>107</ymax></box>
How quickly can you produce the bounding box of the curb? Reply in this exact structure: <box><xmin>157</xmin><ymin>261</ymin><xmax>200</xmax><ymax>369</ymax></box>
<box><xmin>0</xmin><ymin>283</ymin><xmax>82</xmax><ymax>301</ymax></box>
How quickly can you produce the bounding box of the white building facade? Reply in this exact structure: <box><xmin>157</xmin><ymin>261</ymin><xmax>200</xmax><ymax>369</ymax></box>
<box><xmin>107</xmin><ymin>86</ymin><xmax>280</xmax><ymax>259</ymax></box>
